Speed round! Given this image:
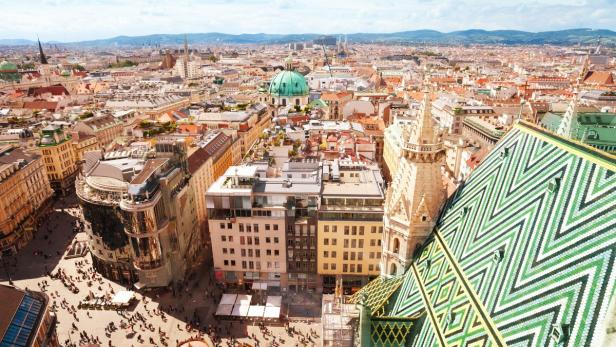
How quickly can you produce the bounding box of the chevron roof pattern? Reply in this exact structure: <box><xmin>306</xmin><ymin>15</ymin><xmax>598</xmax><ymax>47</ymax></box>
<box><xmin>355</xmin><ymin>121</ymin><xmax>616</xmax><ymax>346</ymax></box>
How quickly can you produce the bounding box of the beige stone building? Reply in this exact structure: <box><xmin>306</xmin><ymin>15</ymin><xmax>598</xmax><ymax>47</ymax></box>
<box><xmin>0</xmin><ymin>146</ymin><xmax>53</xmax><ymax>255</ymax></box>
<box><xmin>317</xmin><ymin>160</ymin><xmax>385</xmax><ymax>294</ymax></box>
<box><xmin>381</xmin><ymin>85</ymin><xmax>446</xmax><ymax>277</ymax></box>
<box><xmin>73</xmin><ymin>114</ymin><xmax>124</xmax><ymax>149</ymax></box>
<box><xmin>38</xmin><ymin>125</ymin><xmax>78</xmax><ymax>195</ymax></box>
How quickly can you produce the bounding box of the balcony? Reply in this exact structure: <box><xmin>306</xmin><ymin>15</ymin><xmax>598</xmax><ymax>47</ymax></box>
<box><xmin>402</xmin><ymin>142</ymin><xmax>444</xmax><ymax>153</ymax></box>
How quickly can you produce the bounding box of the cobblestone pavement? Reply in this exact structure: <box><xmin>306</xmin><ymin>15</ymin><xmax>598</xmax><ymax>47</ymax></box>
<box><xmin>0</xmin><ymin>195</ymin><xmax>322</xmax><ymax>347</ymax></box>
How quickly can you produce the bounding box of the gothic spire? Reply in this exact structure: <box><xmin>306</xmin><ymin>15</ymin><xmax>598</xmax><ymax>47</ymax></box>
<box><xmin>38</xmin><ymin>36</ymin><xmax>48</xmax><ymax>65</ymax></box>
<box><xmin>409</xmin><ymin>80</ymin><xmax>437</xmax><ymax>145</ymax></box>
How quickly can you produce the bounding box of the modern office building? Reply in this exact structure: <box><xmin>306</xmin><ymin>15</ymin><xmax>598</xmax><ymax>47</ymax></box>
<box><xmin>0</xmin><ymin>146</ymin><xmax>53</xmax><ymax>256</ymax></box>
<box><xmin>207</xmin><ymin>159</ymin><xmax>321</xmax><ymax>290</ymax></box>
<box><xmin>0</xmin><ymin>285</ymin><xmax>59</xmax><ymax>347</ymax></box>
<box><xmin>76</xmin><ymin>140</ymin><xmax>200</xmax><ymax>288</ymax></box>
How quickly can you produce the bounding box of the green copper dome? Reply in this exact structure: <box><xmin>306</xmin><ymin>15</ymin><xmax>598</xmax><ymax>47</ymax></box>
<box><xmin>0</xmin><ymin>61</ymin><xmax>18</xmax><ymax>71</ymax></box>
<box><xmin>268</xmin><ymin>70</ymin><xmax>308</xmax><ymax>97</ymax></box>
<box><xmin>0</xmin><ymin>61</ymin><xmax>20</xmax><ymax>82</ymax></box>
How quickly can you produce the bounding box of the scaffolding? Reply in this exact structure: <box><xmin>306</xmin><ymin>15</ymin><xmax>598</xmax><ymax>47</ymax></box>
<box><xmin>321</xmin><ymin>294</ymin><xmax>360</xmax><ymax>347</ymax></box>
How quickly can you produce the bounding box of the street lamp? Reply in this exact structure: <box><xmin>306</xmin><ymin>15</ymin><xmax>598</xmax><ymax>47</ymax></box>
<box><xmin>0</xmin><ymin>253</ymin><xmax>13</xmax><ymax>285</ymax></box>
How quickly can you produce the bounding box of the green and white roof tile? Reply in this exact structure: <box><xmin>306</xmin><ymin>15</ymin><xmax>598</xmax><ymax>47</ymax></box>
<box><xmin>355</xmin><ymin>121</ymin><xmax>616</xmax><ymax>346</ymax></box>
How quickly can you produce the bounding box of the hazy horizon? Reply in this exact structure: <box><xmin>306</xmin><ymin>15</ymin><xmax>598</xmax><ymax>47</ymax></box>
<box><xmin>1</xmin><ymin>0</ymin><xmax>614</xmax><ymax>42</ymax></box>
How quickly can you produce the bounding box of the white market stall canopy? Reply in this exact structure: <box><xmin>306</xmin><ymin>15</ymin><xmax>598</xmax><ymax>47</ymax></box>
<box><xmin>266</xmin><ymin>296</ymin><xmax>282</xmax><ymax>307</ymax></box>
<box><xmin>232</xmin><ymin>304</ymin><xmax>250</xmax><ymax>317</ymax></box>
<box><xmin>247</xmin><ymin>305</ymin><xmax>266</xmax><ymax>318</ymax></box>
<box><xmin>235</xmin><ymin>294</ymin><xmax>252</xmax><ymax>306</ymax></box>
<box><xmin>215</xmin><ymin>304</ymin><xmax>233</xmax><ymax>316</ymax></box>
<box><xmin>220</xmin><ymin>294</ymin><xmax>238</xmax><ymax>305</ymax></box>
<box><xmin>264</xmin><ymin>306</ymin><xmax>281</xmax><ymax>319</ymax></box>
<box><xmin>111</xmin><ymin>291</ymin><xmax>135</xmax><ymax>305</ymax></box>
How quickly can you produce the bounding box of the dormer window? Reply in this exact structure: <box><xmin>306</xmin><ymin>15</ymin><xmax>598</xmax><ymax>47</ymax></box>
<box><xmin>547</xmin><ymin>177</ymin><xmax>561</xmax><ymax>194</ymax></box>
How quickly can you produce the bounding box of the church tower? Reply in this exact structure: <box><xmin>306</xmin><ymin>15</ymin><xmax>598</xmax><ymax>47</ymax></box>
<box><xmin>381</xmin><ymin>81</ymin><xmax>446</xmax><ymax>277</ymax></box>
<box><xmin>38</xmin><ymin>37</ymin><xmax>48</xmax><ymax>65</ymax></box>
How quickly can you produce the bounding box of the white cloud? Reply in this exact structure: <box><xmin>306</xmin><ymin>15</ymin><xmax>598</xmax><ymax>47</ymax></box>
<box><xmin>1</xmin><ymin>0</ymin><xmax>614</xmax><ymax>41</ymax></box>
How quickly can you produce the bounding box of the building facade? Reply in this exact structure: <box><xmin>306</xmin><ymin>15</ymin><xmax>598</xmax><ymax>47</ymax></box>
<box><xmin>0</xmin><ymin>147</ymin><xmax>53</xmax><ymax>256</ymax></box>
<box><xmin>77</xmin><ymin>140</ymin><xmax>201</xmax><ymax>288</ymax></box>
<box><xmin>318</xmin><ymin>160</ymin><xmax>385</xmax><ymax>294</ymax></box>
<box><xmin>38</xmin><ymin>125</ymin><xmax>78</xmax><ymax>195</ymax></box>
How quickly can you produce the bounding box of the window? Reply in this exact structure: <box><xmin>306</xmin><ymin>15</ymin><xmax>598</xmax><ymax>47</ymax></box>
<box><xmin>274</xmin><ymin>237</ymin><xmax>279</xmax><ymax>244</ymax></box>
<box><xmin>324</xmin><ymin>238</ymin><xmax>329</xmax><ymax>245</ymax></box>
<box><xmin>220</xmin><ymin>223</ymin><xmax>225</xmax><ymax>229</ymax></box>
<box><xmin>230</xmin><ymin>260</ymin><xmax>236</xmax><ymax>266</ymax></box>
<box><xmin>378</xmin><ymin>226</ymin><xmax>383</xmax><ymax>233</ymax></box>
<box><xmin>242</xmin><ymin>261</ymin><xmax>247</xmax><ymax>269</ymax></box>
<box><xmin>241</xmin><ymin>249</ymin><xmax>246</xmax><ymax>257</ymax></box>
<box><xmin>377</xmin><ymin>252</ymin><xmax>381</xmax><ymax>258</ymax></box>
<box><xmin>343</xmin><ymin>264</ymin><xmax>348</xmax><ymax>272</ymax></box>
<box><xmin>359</xmin><ymin>226</ymin><xmax>364</xmax><ymax>235</ymax></box>
<box><xmin>255</xmin><ymin>237</ymin><xmax>260</xmax><ymax>245</ymax></box>
<box><xmin>223</xmin><ymin>248</ymin><xmax>228</xmax><ymax>254</ymax></box>
<box><xmin>358</xmin><ymin>239</ymin><xmax>364</xmax><ymax>248</ymax></box>
<box><xmin>266</xmin><ymin>250</ymin><xmax>272</xmax><ymax>256</ymax></box>
<box><xmin>350</xmin><ymin>264</ymin><xmax>355</xmax><ymax>273</ymax></box>
<box><xmin>247</xmin><ymin>237</ymin><xmax>253</xmax><ymax>245</ymax></box>
<box><xmin>344</xmin><ymin>252</ymin><xmax>349</xmax><ymax>260</ymax></box>
<box><xmin>371</xmin><ymin>226</ymin><xmax>377</xmax><ymax>233</ymax></box>
<box><xmin>344</xmin><ymin>226</ymin><xmax>350</xmax><ymax>235</ymax></box>
<box><xmin>265</xmin><ymin>224</ymin><xmax>270</xmax><ymax>231</ymax></box>
<box><xmin>249</xmin><ymin>261</ymin><xmax>254</xmax><ymax>269</ymax></box>
<box><xmin>344</xmin><ymin>239</ymin><xmax>349</xmax><ymax>248</ymax></box>
<box><xmin>266</xmin><ymin>237</ymin><xmax>271</xmax><ymax>243</ymax></box>
<box><xmin>221</xmin><ymin>235</ymin><xmax>227</xmax><ymax>242</ymax></box>
<box><xmin>324</xmin><ymin>263</ymin><xmax>329</xmax><ymax>270</ymax></box>
<box><xmin>332</xmin><ymin>239</ymin><xmax>337</xmax><ymax>246</ymax></box>
<box><xmin>324</xmin><ymin>225</ymin><xmax>329</xmax><ymax>233</ymax></box>
<box><xmin>253</xmin><ymin>224</ymin><xmax>259</xmax><ymax>233</ymax></box>
<box><xmin>224</xmin><ymin>260</ymin><xmax>229</xmax><ymax>266</ymax></box>
<box><xmin>230</xmin><ymin>248</ymin><xmax>235</xmax><ymax>254</ymax></box>
<box><xmin>332</xmin><ymin>251</ymin><xmax>337</xmax><ymax>257</ymax></box>
<box><xmin>247</xmin><ymin>224</ymin><xmax>252</xmax><ymax>232</ymax></box>
<box><xmin>378</xmin><ymin>240</ymin><xmax>381</xmax><ymax>246</ymax></box>
<box><xmin>273</xmin><ymin>224</ymin><xmax>279</xmax><ymax>231</ymax></box>
<box><xmin>229</xmin><ymin>236</ymin><xmax>233</xmax><ymax>242</ymax></box>
<box><xmin>227</xmin><ymin>223</ymin><xmax>232</xmax><ymax>229</ymax></box>
<box><xmin>358</xmin><ymin>253</ymin><xmax>363</xmax><ymax>261</ymax></box>
<box><xmin>369</xmin><ymin>265</ymin><xmax>374</xmax><ymax>271</ymax></box>
<box><xmin>324</xmin><ymin>251</ymin><xmax>329</xmax><ymax>258</ymax></box>
<box><xmin>256</xmin><ymin>250</ymin><xmax>260</xmax><ymax>257</ymax></box>
<box><xmin>332</xmin><ymin>226</ymin><xmax>337</xmax><ymax>233</ymax></box>
<box><xmin>274</xmin><ymin>250</ymin><xmax>279</xmax><ymax>256</ymax></box>
<box><xmin>352</xmin><ymin>226</ymin><xmax>357</xmax><ymax>235</ymax></box>
<box><xmin>369</xmin><ymin>252</ymin><xmax>374</xmax><ymax>259</ymax></box>
<box><xmin>240</xmin><ymin>236</ymin><xmax>245</xmax><ymax>245</ymax></box>
<box><xmin>370</xmin><ymin>239</ymin><xmax>375</xmax><ymax>247</ymax></box>
<box><xmin>331</xmin><ymin>263</ymin><xmax>337</xmax><ymax>270</ymax></box>
<box><xmin>357</xmin><ymin>264</ymin><xmax>362</xmax><ymax>273</ymax></box>
<box><xmin>239</xmin><ymin>224</ymin><xmax>244</xmax><ymax>232</ymax></box>
<box><xmin>351</xmin><ymin>239</ymin><xmax>356</xmax><ymax>248</ymax></box>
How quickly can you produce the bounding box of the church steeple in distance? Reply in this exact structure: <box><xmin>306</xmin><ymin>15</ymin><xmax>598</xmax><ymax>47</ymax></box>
<box><xmin>37</xmin><ymin>36</ymin><xmax>48</xmax><ymax>65</ymax></box>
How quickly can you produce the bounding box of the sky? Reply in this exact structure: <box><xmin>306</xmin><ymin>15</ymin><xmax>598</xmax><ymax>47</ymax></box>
<box><xmin>1</xmin><ymin>0</ymin><xmax>615</xmax><ymax>42</ymax></box>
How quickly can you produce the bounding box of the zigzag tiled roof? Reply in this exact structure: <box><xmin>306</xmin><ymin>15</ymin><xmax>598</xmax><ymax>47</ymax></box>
<box><xmin>356</xmin><ymin>121</ymin><xmax>616</xmax><ymax>346</ymax></box>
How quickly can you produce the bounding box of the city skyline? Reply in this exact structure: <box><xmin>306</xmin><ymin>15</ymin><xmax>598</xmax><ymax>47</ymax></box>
<box><xmin>1</xmin><ymin>0</ymin><xmax>615</xmax><ymax>42</ymax></box>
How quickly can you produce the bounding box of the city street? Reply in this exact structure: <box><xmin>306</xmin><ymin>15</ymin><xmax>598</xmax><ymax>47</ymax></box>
<box><xmin>0</xmin><ymin>195</ymin><xmax>321</xmax><ymax>347</ymax></box>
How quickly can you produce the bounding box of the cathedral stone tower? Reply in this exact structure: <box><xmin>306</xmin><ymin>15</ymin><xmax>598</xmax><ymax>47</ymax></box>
<box><xmin>381</xmin><ymin>83</ymin><xmax>446</xmax><ymax>277</ymax></box>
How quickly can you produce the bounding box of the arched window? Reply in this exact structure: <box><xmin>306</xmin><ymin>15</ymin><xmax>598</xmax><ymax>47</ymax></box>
<box><xmin>393</xmin><ymin>238</ymin><xmax>400</xmax><ymax>254</ymax></box>
<box><xmin>390</xmin><ymin>263</ymin><xmax>397</xmax><ymax>276</ymax></box>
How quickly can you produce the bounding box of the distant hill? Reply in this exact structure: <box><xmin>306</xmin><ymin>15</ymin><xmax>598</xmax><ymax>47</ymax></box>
<box><xmin>2</xmin><ymin>28</ymin><xmax>615</xmax><ymax>47</ymax></box>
